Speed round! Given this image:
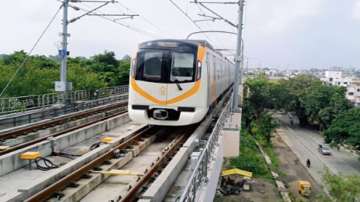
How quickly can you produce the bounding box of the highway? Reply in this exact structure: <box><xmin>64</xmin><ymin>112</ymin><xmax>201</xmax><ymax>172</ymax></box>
<box><xmin>275</xmin><ymin>114</ymin><xmax>360</xmax><ymax>187</ymax></box>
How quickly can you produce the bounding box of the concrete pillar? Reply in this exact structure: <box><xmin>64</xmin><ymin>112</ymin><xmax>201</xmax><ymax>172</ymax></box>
<box><xmin>222</xmin><ymin>112</ymin><xmax>242</xmax><ymax>157</ymax></box>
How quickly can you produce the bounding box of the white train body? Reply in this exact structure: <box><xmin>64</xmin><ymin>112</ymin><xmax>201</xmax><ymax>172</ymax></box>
<box><xmin>128</xmin><ymin>39</ymin><xmax>235</xmax><ymax>126</ymax></box>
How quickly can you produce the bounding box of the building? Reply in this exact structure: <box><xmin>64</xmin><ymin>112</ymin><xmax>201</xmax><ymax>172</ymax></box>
<box><xmin>321</xmin><ymin>70</ymin><xmax>352</xmax><ymax>87</ymax></box>
<box><xmin>346</xmin><ymin>80</ymin><xmax>360</xmax><ymax>107</ymax></box>
<box><xmin>321</xmin><ymin>70</ymin><xmax>360</xmax><ymax>107</ymax></box>
<box><xmin>324</xmin><ymin>70</ymin><xmax>342</xmax><ymax>80</ymax></box>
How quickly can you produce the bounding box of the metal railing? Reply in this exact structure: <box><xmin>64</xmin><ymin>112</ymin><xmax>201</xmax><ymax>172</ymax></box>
<box><xmin>0</xmin><ymin>85</ymin><xmax>128</xmax><ymax>115</ymax></box>
<box><xmin>0</xmin><ymin>94</ymin><xmax>128</xmax><ymax>130</ymax></box>
<box><xmin>179</xmin><ymin>102</ymin><xmax>229</xmax><ymax>202</ymax></box>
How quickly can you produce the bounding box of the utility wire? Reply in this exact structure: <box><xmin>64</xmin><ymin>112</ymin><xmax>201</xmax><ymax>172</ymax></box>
<box><xmin>0</xmin><ymin>5</ymin><xmax>63</xmax><ymax>97</ymax></box>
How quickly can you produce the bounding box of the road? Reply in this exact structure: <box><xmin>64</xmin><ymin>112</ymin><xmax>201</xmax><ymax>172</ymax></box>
<box><xmin>275</xmin><ymin>113</ymin><xmax>360</xmax><ymax>187</ymax></box>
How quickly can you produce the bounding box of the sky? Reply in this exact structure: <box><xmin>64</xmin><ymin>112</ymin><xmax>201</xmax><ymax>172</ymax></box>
<box><xmin>0</xmin><ymin>0</ymin><xmax>360</xmax><ymax>69</ymax></box>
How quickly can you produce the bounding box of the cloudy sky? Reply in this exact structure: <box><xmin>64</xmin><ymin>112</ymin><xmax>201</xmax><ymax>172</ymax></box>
<box><xmin>0</xmin><ymin>0</ymin><xmax>360</xmax><ymax>69</ymax></box>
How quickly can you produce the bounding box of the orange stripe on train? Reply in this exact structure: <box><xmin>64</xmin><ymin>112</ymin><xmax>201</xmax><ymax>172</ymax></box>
<box><xmin>131</xmin><ymin>79</ymin><xmax>201</xmax><ymax>106</ymax></box>
<box><xmin>130</xmin><ymin>45</ymin><xmax>206</xmax><ymax>106</ymax></box>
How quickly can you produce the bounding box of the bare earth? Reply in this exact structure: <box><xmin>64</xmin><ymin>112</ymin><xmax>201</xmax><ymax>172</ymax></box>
<box><xmin>215</xmin><ymin>178</ymin><xmax>282</xmax><ymax>202</ymax></box>
<box><xmin>272</xmin><ymin>132</ymin><xmax>323</xmax><ymax>201</ymax></box>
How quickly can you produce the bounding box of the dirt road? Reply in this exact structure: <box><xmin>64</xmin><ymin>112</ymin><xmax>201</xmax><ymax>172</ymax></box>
<box><xmin>272</xmin><ymin>132</ymin><xmax>323</xmax><ymax>201</ymax></box>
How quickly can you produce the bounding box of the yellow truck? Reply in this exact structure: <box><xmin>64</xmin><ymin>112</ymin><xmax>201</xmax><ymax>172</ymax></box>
<box><xmin>297</xmin><ymin>180</ymin><xmax>312</xmax><ymax>197</ymax></box>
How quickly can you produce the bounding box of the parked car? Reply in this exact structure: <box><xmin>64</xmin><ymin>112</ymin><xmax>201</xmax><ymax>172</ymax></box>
<box><xmin>318</xmin><ymin>144</ymin><xmax>331</xmax><ymax>155</ymax></box>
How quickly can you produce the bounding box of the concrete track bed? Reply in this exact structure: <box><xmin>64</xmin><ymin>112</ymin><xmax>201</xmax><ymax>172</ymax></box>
<box><xmin>0</xmin><ymin>114</ymin><xmax>145</xmax><ymax>202</ymax></box>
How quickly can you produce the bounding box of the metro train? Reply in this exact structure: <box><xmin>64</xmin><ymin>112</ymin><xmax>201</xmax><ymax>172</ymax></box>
<box><xmin>128</xmin><ymin>39</ymin><xmax>235</xmax><ymax>126</ymax></box>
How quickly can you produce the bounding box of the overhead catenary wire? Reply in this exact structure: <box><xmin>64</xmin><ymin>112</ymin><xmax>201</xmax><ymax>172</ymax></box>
<box><xmin>169</xmin><ymin>0</ymin><xmax>201</xmax><ymax>30</ymax></box>
<box><xmin>168</xmin><ymin>0</ymin><xmax>214</xmax><ymax>43</ymax></box>
<box><xmin>195</xmin><ymin>3</ymin><xmax>238</xmax><ymax>57</ymax></box>
<box><xmin>75</xmin><ymin>3</ymin><xmax>159</xmax><ymax>38</ymax></box>
<box><xmin>194</xmin><ymin>3</ymin><xmax>223</xmax><ymax>44</ymax></box>
<box><xmin>116</xmin><ymin>2</ymin><xmax>162</xmax><ymax>32</ymax></box>
<box><xmin>0</xmin><ymin>5</ymin><xmax>63</xmax><ymax>97</ymax></box>
<box><xmin>197</xmin><ymin>2</ymin><xmax>237</xmax><ymax>28</ymax></box>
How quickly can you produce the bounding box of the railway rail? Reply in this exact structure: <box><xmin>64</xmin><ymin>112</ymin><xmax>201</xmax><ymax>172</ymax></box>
<box><xmin>1</xmin><ymin>91</ymin><xmax>231</xmax><ymax>201</ymax></box>
<box><xmin>0</xmin><ymin>100</ymin><xmax>128</xmax><ymax>155</ymax></box>
<box><xmin>24</xmin><ymin>125</ymin><xmax>195</xmax><ymax>202</ymax></box>
<box><xmin>122</xmin><ymin>127</ymin><xmax>193</xmax><ymax>202</ymax></box>
<box><xmin>0</xmin><ymin>93</ymin><xmax>128</xmax><ymax>130</ymax></box>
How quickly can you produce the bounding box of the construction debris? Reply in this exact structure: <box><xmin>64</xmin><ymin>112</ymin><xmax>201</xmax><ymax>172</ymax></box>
<box><xmin>219</xmin><ymin>169</ymin><xmax>252</xmax><ymax>195</ymax></box>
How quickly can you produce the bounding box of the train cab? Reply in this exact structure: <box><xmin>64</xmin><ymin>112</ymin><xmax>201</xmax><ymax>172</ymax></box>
<box><xmin>128</xmin><ymin>39</ymin><xmax>234</xmax><ymax>126</ymax></box>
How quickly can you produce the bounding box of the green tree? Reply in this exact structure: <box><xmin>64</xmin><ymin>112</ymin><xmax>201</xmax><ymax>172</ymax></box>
<box><xmin>68</xmin><ymin>64</ymin><xmax>107</xmax><ymax>91</ymax></box>
<box><xmin>318</xmin><ymin>88</ymin><xmax>351</xmax><ymax>129</ymax></box>
<box><xmin>0</xmin><ymin>51</ymin><xmax>112</xmax><ymax>97</ymax></box>
<box><xmin>244</xmin><ymin>74</ymin><xmax>273</xmax><ymax>118</ymax></box>
<box><xmin>301</xmin><ymin>84</ymin><xmax>350</xmax><ymax>129</ymax></box>
<box><xmin>117</xmin><ymin>57</ymin><xmax>131</xmax><ymax>85</ymax></box>
<box><xmin>268</xmin><ymin>80</ymin><xmax>289</xmax><ymax>110</ymax></box>
<box><xmin>324</xmin><ymin>108</ymin><xmax>360</xmax><ymax>149</ymax></box>
<box><xmin>88</xmin><ymin>51</ymin><xmax>119</xmax><ymax>85</ymax></box>
<box><xmin>283</xmin><ymin>75</ymin><xmax>322</xmax><ymax>126</ymax></box>
<box><xmin>257</xmin><ymin>112</ymin><xmax>279</xmax><ymax>144</ymax></box>
<box><xmin>87</xmin><ymin>51</ymin><xmax>131</xmax><ymax>86</ymax></box>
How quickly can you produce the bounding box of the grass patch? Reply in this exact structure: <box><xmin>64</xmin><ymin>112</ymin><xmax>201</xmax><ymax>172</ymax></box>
<box><xmin>255</xmin><ymin>132</ymin><xmax>286</xmax><ymax>177</ymax></box>
<box><xmin>228</xmin><ymin>131</ymin><xmax>272</xmax><ymax>179</ymax></box>
<box><xmin>263</xmin><ymin>145</ymin><xmax>279</xmax><ymax>170</ymax></box>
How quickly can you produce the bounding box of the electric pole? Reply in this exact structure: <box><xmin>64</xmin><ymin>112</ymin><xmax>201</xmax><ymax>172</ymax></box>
<box><xmin>191</xmin><ymin>0</ymin><xmax>245</xmax><ymax>112</ymax></box>
<box><xmin>55</xmin><ymin>0</ymin><xmax>71</xmax><ymax>104</ymax></box>
<box><xmin>231</xmin><ymin>0</ymin><xmax>245</xmax><ymax>112</ymax></box>
<box><xmin>54</xmin><ymin>0</ymin><xmax>138</xmax><ymax>105</ymax></box>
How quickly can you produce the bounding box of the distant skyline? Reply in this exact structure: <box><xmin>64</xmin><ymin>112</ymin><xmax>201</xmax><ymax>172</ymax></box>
<box><xmin>0</xmin><ymin>0</ymin><xmax>360</xmax><ymax>69</ymax></box>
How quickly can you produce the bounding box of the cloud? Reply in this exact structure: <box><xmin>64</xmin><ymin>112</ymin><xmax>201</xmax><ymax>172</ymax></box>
<box><xmin>246</xmin><ymin>0</ymin><xmax>325</xmax><ymax>34</ymax></box>
<box><xmin>353</xmin><ymin>0</ymin><xmax>360</xmax><ymax>20</ymax></box>
<box><xmin>0</xmin><ymin>0</ymin><xmax>360</xmax><ymax>68</ymax></box>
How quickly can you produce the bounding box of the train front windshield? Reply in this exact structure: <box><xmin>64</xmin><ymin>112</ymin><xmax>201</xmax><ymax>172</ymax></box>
<box><xmin>135</xmin><ymin>50</ymin><xmax>196</xmax><ymax>83</ymax></box>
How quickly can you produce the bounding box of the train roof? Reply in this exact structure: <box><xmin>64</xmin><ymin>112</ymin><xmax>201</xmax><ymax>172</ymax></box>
<box><xmin>139</xmin><ymin>39</ymin><xmax>234</xmax><ymax>64</ymax></box>
<box><xmin>139</xmin><ymin>39</ymin><xmax>214</xmax><ymax>50</ymax></box>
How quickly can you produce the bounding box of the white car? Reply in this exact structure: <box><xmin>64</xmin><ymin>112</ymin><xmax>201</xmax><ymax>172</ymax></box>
<box><xmin>318</xmin><ymin>144</ymin><xmax>331</xmax><ymax>155</ymax></box>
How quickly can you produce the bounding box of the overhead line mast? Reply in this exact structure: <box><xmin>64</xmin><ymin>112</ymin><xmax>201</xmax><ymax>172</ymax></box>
<box><xmin>192</xmin><ymin>0</ymin><xmax>245</xmax><ymax>112</ymax></box>
<box><xmin>56</xmin><ymin>0</ymin><xmax>138</xmax><ymax>105</ymax></box>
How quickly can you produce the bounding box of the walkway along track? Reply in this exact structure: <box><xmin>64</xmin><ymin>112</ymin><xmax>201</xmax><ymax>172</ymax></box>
<box><xmin>0</xmin><ymin>100</ymin><xmax>128</xmax><ymax>155</ymax></box>
<box><xmin>122</xmin><ymin>127</ymin><xmax>193</xmax><ymax>202</ymax></box>
<box><xmin>25</xmin><ymin>126</ymin><xmax>194</xmax><ymax>202</ymax></box>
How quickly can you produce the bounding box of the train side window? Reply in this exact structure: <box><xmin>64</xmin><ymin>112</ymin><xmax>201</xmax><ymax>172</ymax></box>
<box><xmin>206</xmin><ymin>53</ymin><xmax>210</xmax><ymax>67</ymax></box>
<box><xmin>217</xmin><ymin>59</ymin><xmax>220</xmax><ymax>79</ymax></box>
<box><xmin>212</xmin><ymin>55</ymin><xmax>216</xmax><ymax>80</ymax></box>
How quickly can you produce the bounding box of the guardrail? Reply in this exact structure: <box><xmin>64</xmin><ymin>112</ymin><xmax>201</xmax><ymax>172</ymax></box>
<box><xmin>179</xmin><ymin>102</ymin><xmax>229</xmax><ymax>202</ymax></box>
<box><xmin>0</xmin><ymin>85</ymin><xmax>128</xmax><ymax>115</ymax></box>
<box><xmin>0</xmin><ymin>94</ymin><xmax>128</xmax><ymax>130</ymax></box>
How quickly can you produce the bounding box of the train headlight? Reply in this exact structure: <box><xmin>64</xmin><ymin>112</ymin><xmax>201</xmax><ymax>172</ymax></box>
<box><xmin>196</xmin><ymin>60</ymin><xmax>202</xmax><ymax>80</ymax></box>
<box><xmin>131</xmin><ymin>58</ymin><xmax>137</xmax><ymax>78</ymax></box>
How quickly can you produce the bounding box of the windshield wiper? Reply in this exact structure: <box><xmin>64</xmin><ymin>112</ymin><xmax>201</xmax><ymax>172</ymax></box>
<box><xmin>174</xmin><ymin>79</ymin><xmax>183</xmax><ymax>91</ymax></box>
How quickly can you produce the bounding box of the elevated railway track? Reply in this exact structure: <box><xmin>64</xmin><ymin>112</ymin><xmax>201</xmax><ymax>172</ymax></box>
<box><xmin>0</xmin><ymin>92</ymin><xmax>128</xmax><ymax>130</ymax></box>
<box><xmin>0</xmin><ymin>91</ymin><xmax>235</xmax><ymax>202</ymax></box>
<box><xmin>0</xmin><ymin>100</ymin><xmax>128</xmax><ymax>155</ymax></box>
<box><xmin>26</xmin><ymin>126</ymin><xmax>195</xmax><ymax>202</ymax></box>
